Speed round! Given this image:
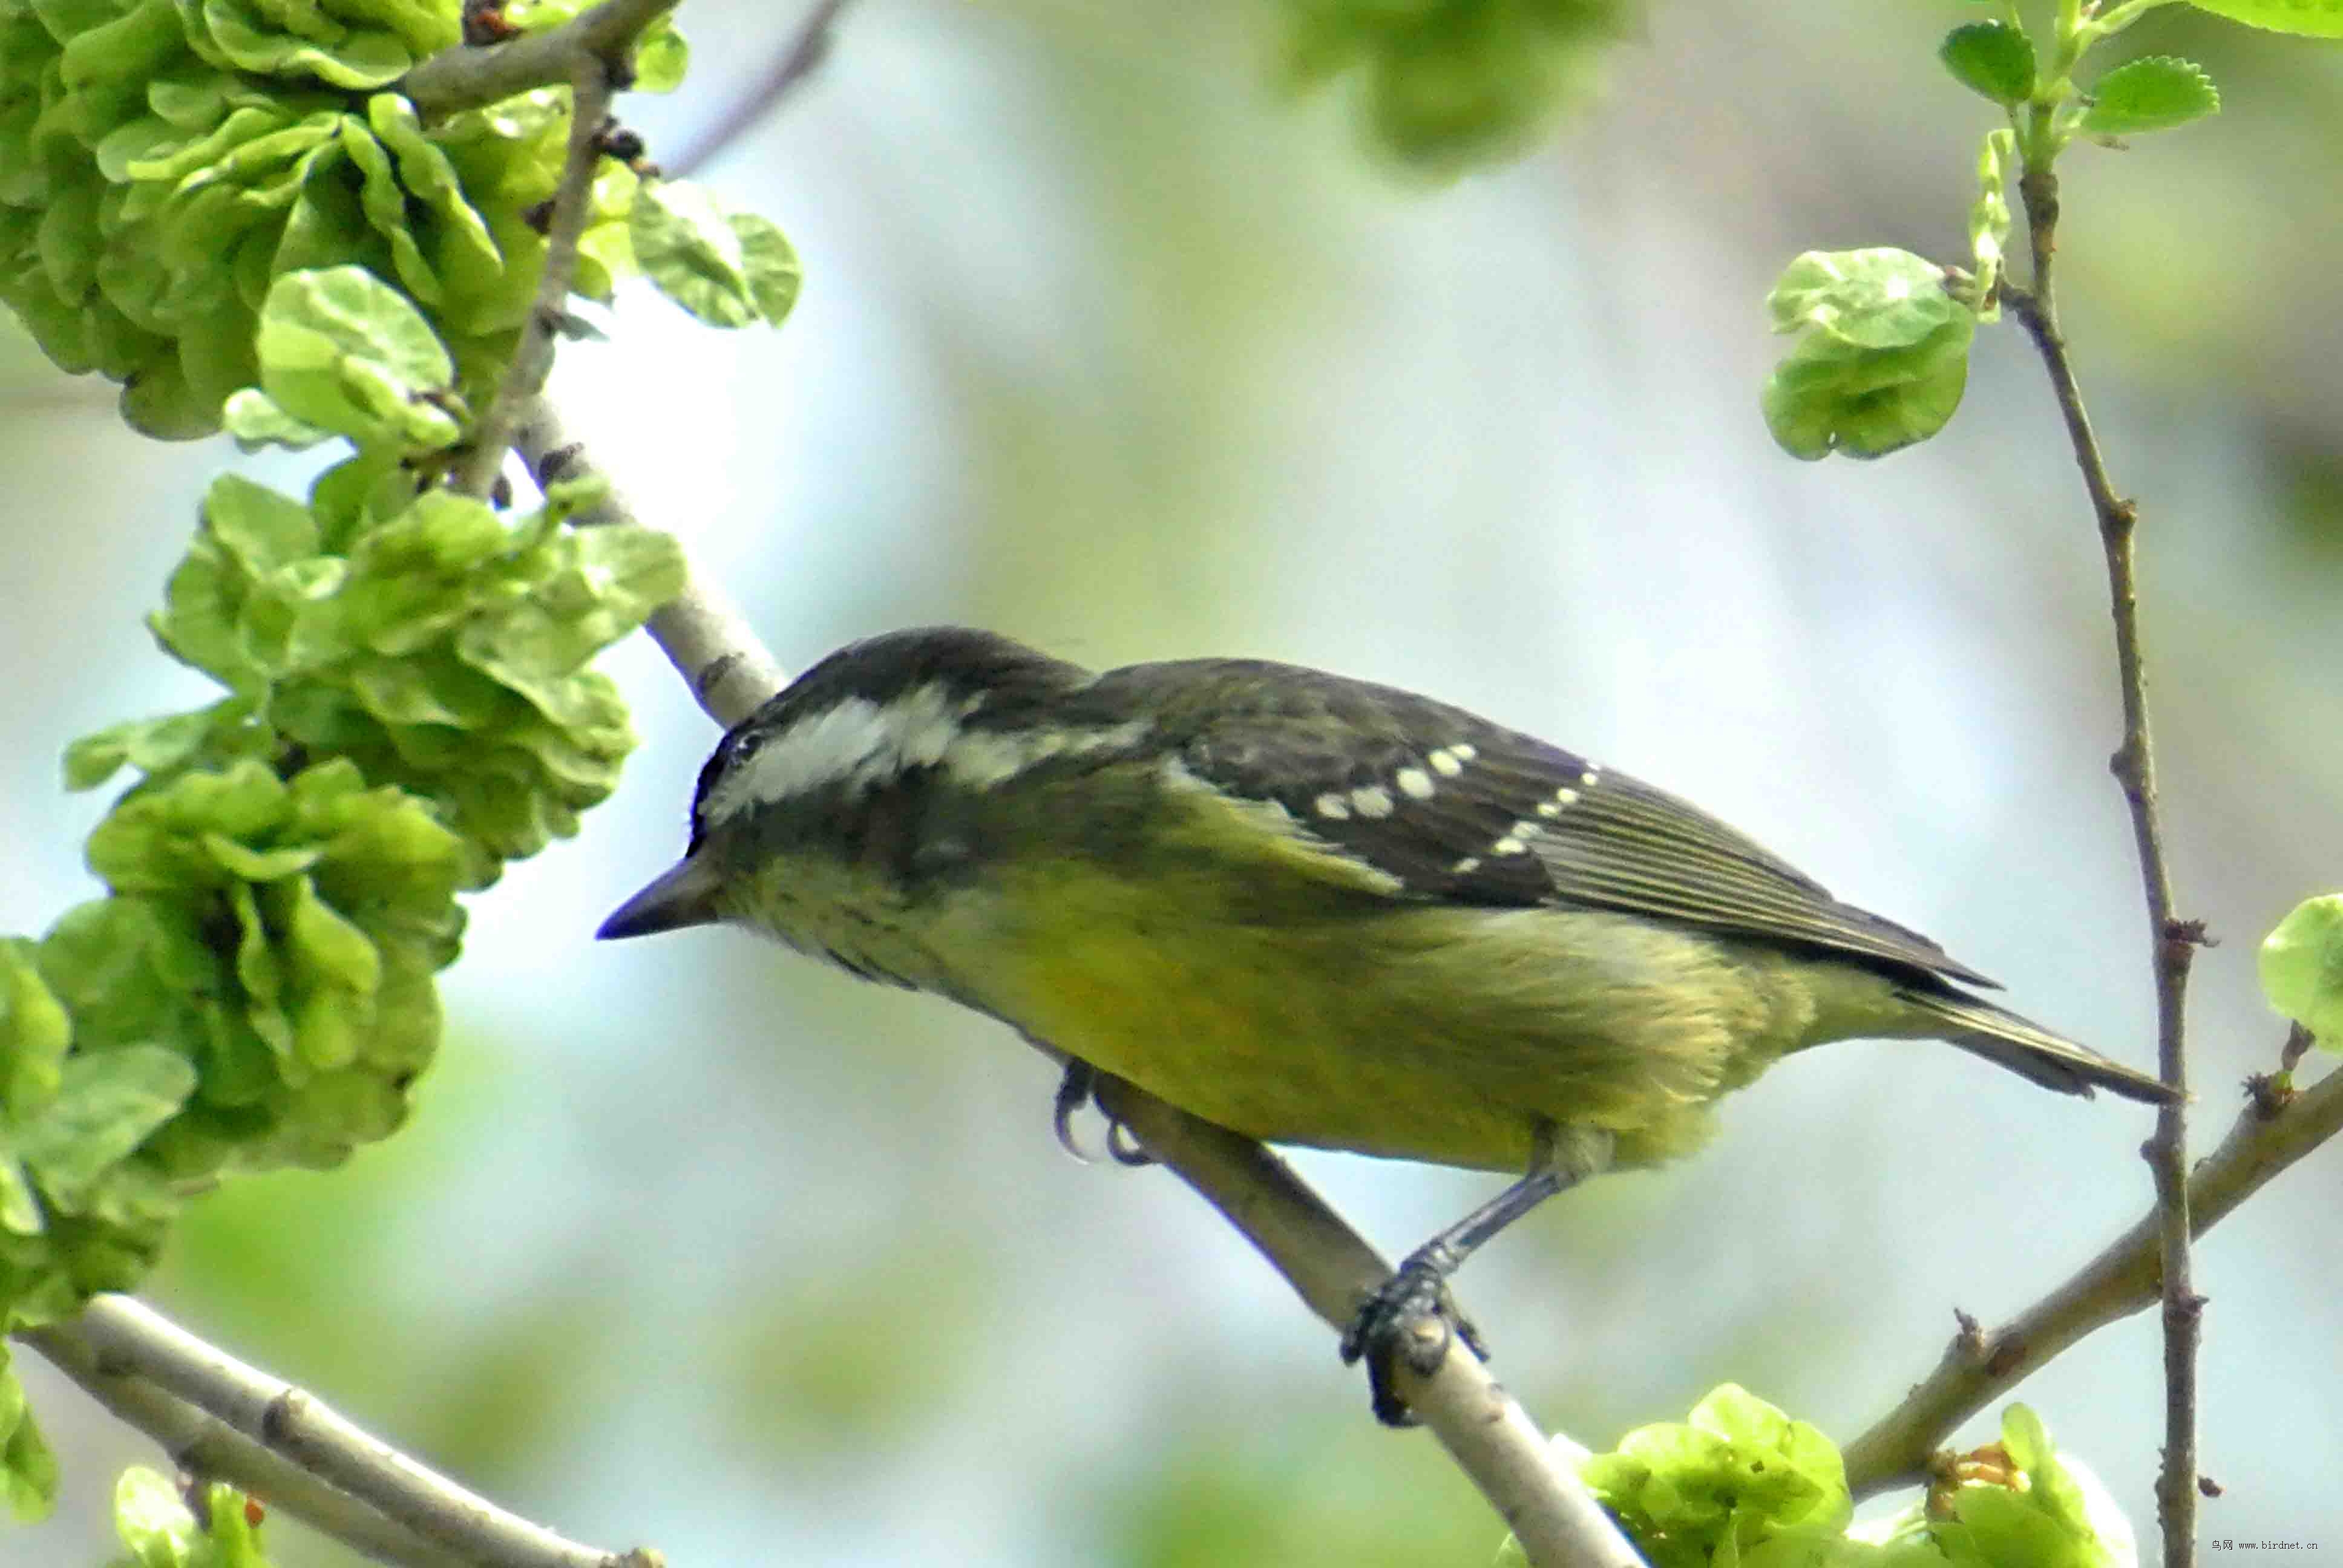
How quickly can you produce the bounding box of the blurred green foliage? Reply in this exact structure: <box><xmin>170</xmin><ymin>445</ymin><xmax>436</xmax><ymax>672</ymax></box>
<box><xmin>1275</xmin><ymin>0</ymin><xmax>1639</xmax><ymax>171</ymax></box>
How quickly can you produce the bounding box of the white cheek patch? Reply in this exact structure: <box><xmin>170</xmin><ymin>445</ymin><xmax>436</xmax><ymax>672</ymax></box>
<box><xmin>701</xmin><ymin>685</ymin><xmax>1153</xmax><ymax>827</ymax></box>
<box><xmin>704</xmin><ymin>685</ymin><xmax>963</xmax><ymax>826</ymax></box>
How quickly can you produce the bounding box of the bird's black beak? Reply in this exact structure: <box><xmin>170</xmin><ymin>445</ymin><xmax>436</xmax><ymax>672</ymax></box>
<box><xmin>597</xmin><ymin>855</ymin><xmax>727</xmax><ymax>940</ymax></box>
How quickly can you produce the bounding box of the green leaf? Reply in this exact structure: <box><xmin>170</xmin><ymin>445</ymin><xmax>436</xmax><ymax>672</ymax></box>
<box><xmin>1940</xmin><ymin>21</ymin><xmax>2035</xmax><ymax>105</ymax></box>
<box><xmin>251</xmin><ymin>265</ymin><xmax>465</xmax><ymax>451</ymax></box>
<box><xmin>2259</xmin><ymin>895</ymin><xmax>2343</xmax><ymax>1048</ymax></box>
<box><xmin>111</xmin><ymin>1463</ymin><xmax>200</xmax><ymax>1568</ymax></box>
<box><xmin>2079</xmin><ymin>57</ymin><xmax>2219</xmax><ymax>135</ymax></box>
<box><xmin>222</xmin><ymin>388</ymin><xmax>335</xmax><ymax>451</ymax></box>
<box><xmin>1582</xmin><ymin>1384</ymin><xmax>1852</xmax><ymax>1568</ymax></box>
<box><xmin>1768</xmin><ymin>249</ymin><xmax>1964</xmax><ymax>350</ymax></box>
<box><xmin>64</xmin><ymin>699</ymin><xmax>261</xmax><ymax>791</ymax></box>
<box><xmin>0</xmin><ymin>938</ymin><xmax>71</xmax><ymax>1121</ymax></box>
<box><xmin>284</xmin><ymin>875</ymin><xmax>382</xmax><ymax>996</ymax></box>
<box><xmin>181</xmin><ymin>0</ymin><xmax>418</xmax><ymax>88</ymax></box>
<box><xmin>632</xmin><ymin>181</ymin><xmax>797</xmax><ymax>328</ymax></box>
<box><xmin>631</xmin><ymin>17</ymin><xmax>687</xmax><ymax>93</ymax></box>
<box><xmin>730</xmin><ymin>211</ymin><xmax>802</xmax><ymax>326</ymax></box>
<box><xmin>13</xmin><ymin>1046</ymin><xmax>198</xmax><ymax>1209</ymax></box>
<box><xmin>0</xmin><ymin>1357</ymin><xmax>57</xmax><ymax>1522</ymax></box>
<box><xmin>1932</xmin><ymin>1406</ymin><xmax>2124</xmax><ymax>1568</ymax></box>
<box><xmin>1966</xmin><ymin>129</ymin><xmax>2014</xmax><ymax>318</ymax></box>
<box><xmin>1763</xmin><ymin>250</ymin><xmax>1974</xmax><ymax>460</ymax></box>
<box><xmin>2186</xmin><ymin>0</ymin><xmax>2343</xmax><ymax>36</ymax></box>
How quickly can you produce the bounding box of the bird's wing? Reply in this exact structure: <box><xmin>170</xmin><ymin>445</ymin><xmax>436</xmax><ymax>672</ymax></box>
<box><xmin>1151</xmin><ymin>659</ymin><xmax>1996</xmax><ymax>988</ymax></box>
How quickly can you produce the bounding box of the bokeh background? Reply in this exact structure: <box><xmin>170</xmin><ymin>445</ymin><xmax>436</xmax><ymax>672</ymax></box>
<box><xmin>5</xmin><ymin>2</ymin><xmax>2341</xmax><ymax>1562</ymax></box>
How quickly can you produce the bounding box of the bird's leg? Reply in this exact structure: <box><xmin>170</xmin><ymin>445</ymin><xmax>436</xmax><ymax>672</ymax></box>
<box><xmin>1050</xmin><ymin>1057</ymin><xmax>1157</xmax><ymax>1168</ymax></box>
<box><xmin>1340</xmin><ymin>1122</ymin><xmax>1611</xmax><ymax>1426</ymax></box>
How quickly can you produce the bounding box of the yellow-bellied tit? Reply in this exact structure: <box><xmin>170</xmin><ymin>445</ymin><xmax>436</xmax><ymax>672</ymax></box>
<box><xmin>598</xmin><ymin>626</ymin><xmax>2174</xmax><ymax>1423</ymax></box>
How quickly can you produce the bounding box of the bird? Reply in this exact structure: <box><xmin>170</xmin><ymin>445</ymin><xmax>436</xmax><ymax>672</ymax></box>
<box><xmin>597</xmin><ymin>625</ymin><xmax>2174</xmax><ymax>1421</ymax></box>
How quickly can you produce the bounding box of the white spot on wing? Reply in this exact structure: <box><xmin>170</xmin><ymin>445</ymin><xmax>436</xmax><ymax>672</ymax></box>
<box><xmin>1427</xmin><ymin>749</ymin><xmax>1464</xmax><ymax>777</ymax></box>
<box><xmin>1450</xmin><ymin>855</ymin><xmax>1481</xmax><ymax>875</ymax></box>
<box><xmin>1349</xmin><ymin>786</ymin><xmax>1394</xmax><ymax>819</ymax></box>
<box><xmin>1159</xmin><ymin>759</ymin><xmax>1403</xmax><ymax>896</ymax></box>
<box><xmin>1492</xmin><ymin>837</ymin><xmax>1527</xmax><ymax>856</ymax></box>
<box><xmin>1395</xmin><ymin>767</ymin><xmax>1434</xmax><ymax>800</ymax></box>
<box><xmin>1314</xmin><ymin>792</ymin><xmax>1352</xmax><ymax>820</ymax></box>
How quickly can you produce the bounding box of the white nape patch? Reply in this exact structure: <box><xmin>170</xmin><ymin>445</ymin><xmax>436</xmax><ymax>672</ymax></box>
<box><xmin>1348</xmin><ymin>785</ymin><xmax>1394</xmax><ymax>819</ymax></box>
<box><xmin>1395</xmin><ymin>766</ymin><xmax>1435</xmax><ymax>800</ymax></box>
<box><xmin>1314</xmin><ymin>792</ymin><xmax>1352</xmax><ymax>821</ymax></box>
<box><xmin>1427</xmin><ymin>748</ymin><xmax>1465</xmax><ymax>778</ymax></box>
<box><xmin>945</xmin><ymin>717</ymin><xmax>1153</xmax><ymax>789</ymax></box>
<box><xmin>704</xmin><ymin>683</ymin><xmax>1150</xmax><ymax>826</ymax></box>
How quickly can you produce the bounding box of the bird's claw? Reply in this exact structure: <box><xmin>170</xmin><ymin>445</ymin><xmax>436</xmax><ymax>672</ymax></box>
<box><xmin>1339</xmin><ymin>1257</ymin><xmax>1487</xmax><ymax>1427</ymax></box>
<box><xmin>1051</xmin><ymin>1059</ymin><xmax>1156</xmax><ymax>1167</ymax></box>
<box><xmin>1052</xmin><ymin>1060</ymin><xmax>1096</xmax><ymax>1162</ymax></box>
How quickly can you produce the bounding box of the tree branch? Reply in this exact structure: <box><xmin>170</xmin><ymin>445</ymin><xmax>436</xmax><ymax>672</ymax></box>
<box><xmin>2006</xmin><ymin>143</ymin><xmax>2202</xmax><ymax>1565</ymax></box>
<box><xmin>21</xmin><ymin>1319</ymin><xmax>466</xmax><ymax>1567</ymax></box>
<box><xmin>454</xmin><ymin>55</ymin><xmax>618</xmax><ymax>500</ymax></box>
<box><xmin>23</xmin><ymin>1296</ymin><xmax>657</xmax><ymax>1568</ymax></box>
<box><xmin>1841</xmin><ymin>1057</ymin><xmax>2343</xmax><ymax>1497</ymax></box>
<box><xmin>1095</xmin><ymin>1080</ymin><xmax>1643</xmax><ymax>1568</ymax></box>
<box><xmin>401</xmin><ymin>0</ymin><xmax>679</xmax><ymax>123</ymax></box>
<box><xmin>513</xmin><ymin>396</ymin><xmax>790</xmax><ymax>725</ymax></box>
<box><xmin>667</xmin><ymin>0</ymin><xmax>855</xmax><ymax>178</ymax></box>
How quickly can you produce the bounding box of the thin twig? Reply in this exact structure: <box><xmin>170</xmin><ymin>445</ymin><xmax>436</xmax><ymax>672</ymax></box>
<box><xmin>454</xmin><ymin>55</ymin><xmax>619</xmax><ymax>499</ymax></box>
<box><xmin>1841</xmin><ymin>1059</ymin><xmax>2343</xmax><ymax>1497</ymax></box>
<box><xmin>20</xmin><ymin>1320</ymin><xmax>465</xmax><ymax>1568</ymax></box>
<box><xmin>402</xmin><ymin>0</ymin><xmax>679</xmax><ymax>123</ymax></box>
<box><xmin>668</xmin><ymin>0</ymin><xmax>856</xmax><ymax>178</ymax></box>
<box><xmin>1096</xmin><ymin>1081</ymin><xmax>1643</xmax><ymax>1568</ymax></box>
<box><xmin>2005</xmin><ymin>145</ymin><xmax>2201</xmax><ymax>1566</ymax></box>
<box><xmin>27</xmin><ymin>1297</ymin><xmax>658</xmax><ymax>1568</ymax></box>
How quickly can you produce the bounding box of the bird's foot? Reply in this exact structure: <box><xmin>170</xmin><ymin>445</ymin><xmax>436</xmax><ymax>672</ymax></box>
<box><xmin>1050</xmin><ymin>1059</ymin><xmax>1155</xmax><ymax>1167</ymax></box>
<box><xmin>1338</xmin><ymin>1247</ymin><xmax>1488</xmax><ymax>1427</ymax></box>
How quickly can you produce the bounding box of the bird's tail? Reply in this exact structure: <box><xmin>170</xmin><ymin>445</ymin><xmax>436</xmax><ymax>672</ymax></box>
<box><xmin>1896</xmin><ymin>988</ymin><xmax>2177</xmax><ymax>1105</ymax></box>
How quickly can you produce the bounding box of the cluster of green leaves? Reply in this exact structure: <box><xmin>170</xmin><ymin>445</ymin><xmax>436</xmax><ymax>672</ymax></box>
<box><xmin>1534</xmin><ymin>1388</ymin><xmax>2129</xmax><ymax>1568</ymax></box>
<box><xmin>1276</xmin><ymin>0</ymin><xmax>1640</xmax><ymax>172</ymax></box>
<box><xmin>0</xmin><ymin>0</ymin><xmax>793</xmax><ymax>442</ymax></box>
<box><xmin>0</xmin><ymin>265</ymin><xmax>684</xmax><ymax>1515</ymax></box>
<box><xmin>1758</xmin><ymin>0</ymin><xmax>2343</xmax><ymax>463</ymax></box>
<box><xmin>107</xmin><ymin>1468</ymin><xmax>275</xmax><ymax>1568</ymax></box>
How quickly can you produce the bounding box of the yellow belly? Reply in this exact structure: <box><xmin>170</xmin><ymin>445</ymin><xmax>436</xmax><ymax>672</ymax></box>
<box><xmin>960</xmin><ymin>871</ymin><xmax>1829</xmax><ymax>1174</ymax></box>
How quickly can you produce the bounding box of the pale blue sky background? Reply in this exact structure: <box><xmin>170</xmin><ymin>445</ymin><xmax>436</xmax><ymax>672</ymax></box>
<box><xmin>4</xmin><ymin>2</ymin><xmax>2339</xmax><ymax>1563</ymax></box>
